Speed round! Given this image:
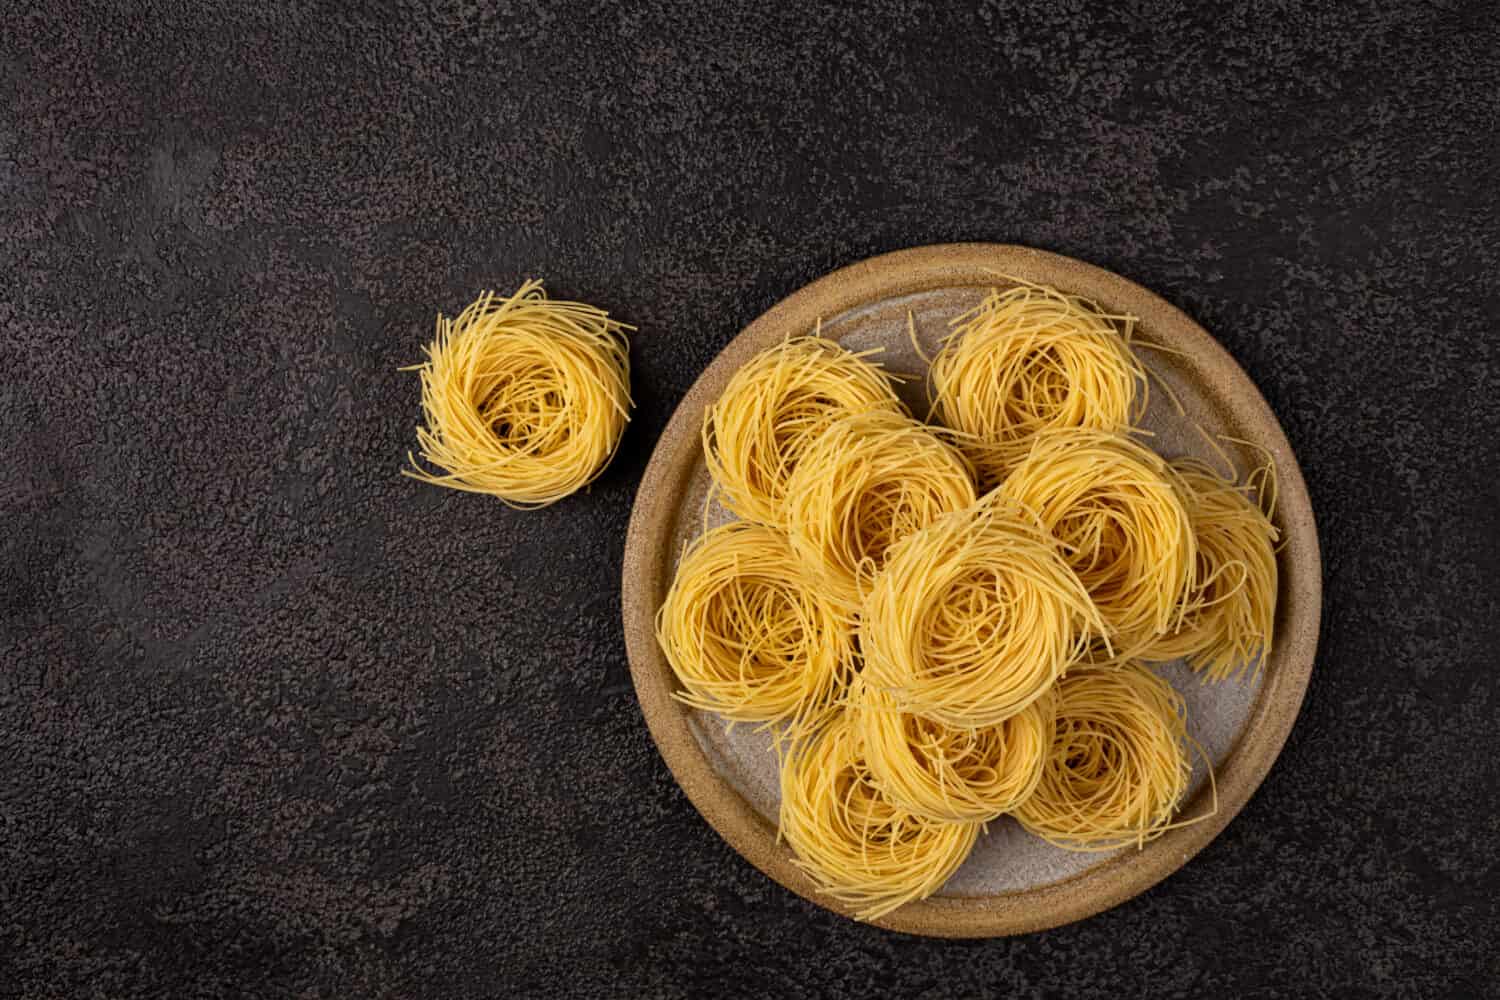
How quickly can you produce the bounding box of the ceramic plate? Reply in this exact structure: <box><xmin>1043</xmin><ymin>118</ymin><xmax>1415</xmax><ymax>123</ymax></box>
<box><xmin>621</xmin><ymin>244</ymin><xmax>1320</xmax><ymax>937</ymax></box>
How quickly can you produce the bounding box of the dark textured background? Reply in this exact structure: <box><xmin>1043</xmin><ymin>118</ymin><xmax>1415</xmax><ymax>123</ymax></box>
<box><xmin>3</xmin><ymin>2</ymin><xmax>1498</xmax><ymax>997</ymax></box>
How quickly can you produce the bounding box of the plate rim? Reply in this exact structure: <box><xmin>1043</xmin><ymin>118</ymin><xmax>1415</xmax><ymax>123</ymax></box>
<box><xmin>621</xmin><ymin>242</ymin><xmax>1322</xmax><ymax>937</ymax></box>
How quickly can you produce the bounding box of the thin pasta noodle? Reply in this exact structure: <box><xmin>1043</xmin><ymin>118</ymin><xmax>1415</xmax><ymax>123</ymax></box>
<box><xmin>702</xmin><ymin>337</ymin><xmax>906</xmax><ymax>526</ymax></box>
<box><xmin>779</xmin><ymin>712</ymin><xmax>980</xmax><ymax>920</ymax></box>
<box><xmin>782</xmin><ymin>409</ymin><xmax>977</xmax><ymax>614</ymax></box>
<box><xmin>1013</xmin><ymin>664</ymin><xmax>1197</xmax><ymax>851</ymax></box>
<box><xmin>930</xmin><ymin>280</ymin><xmax>1146</xmax><ymax>488</ymax></box>
<box><xmin>1146</xmin><ymin>458</ymin><xmax>1279</xmax><ymax>682</ymax></box>
<box><xmin>655</xmin><ymin>522</ymin><xmax>852</xmax><ymax>735</ymax></box>
<box><xmin>403</xmin><ymin>280</ymin><xmax>632</xmax><ymax>508</ymax></box>
<box><xmin>997</xmin><ymin>429</ymin><xmax>1197</xmax><ymax>664</ymax></box>
<box><xmin>851</xmin><ymin>676</ymin><xmax>1056</xmax><ymax>822</ymax></box>
<box><xmin>1220</xmin><ymin>433</ymin><xmax>1281</xmax><ymax>525</ymax></box>
<box><xmin>1130</xmin><ymin>337</ymin><xmax>1192</xmax><ymax>419</ymax></box>
<box><xmin>859</xmin><ymin>497</ymin><xmax>1104</xmax><ymax>727</ymax></box>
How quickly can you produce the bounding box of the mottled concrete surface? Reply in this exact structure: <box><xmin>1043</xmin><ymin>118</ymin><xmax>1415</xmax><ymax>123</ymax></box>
<box><xmin>2</xmin><ymin>2</ymin><xmax>1497</xmax><ymax>997</ymax></box>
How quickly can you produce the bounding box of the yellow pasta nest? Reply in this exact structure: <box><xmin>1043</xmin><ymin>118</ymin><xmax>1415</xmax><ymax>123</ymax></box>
<box><xmin>404</xmin><ymin>280</ymin><xmax>632</xmax><ymax>508</ymax></box>
<box><xmin>851</xmin><ymin>677</ymin><xmax>1056</xmax><ymax>822</ymax></box>
<box><xmin>930</xmin><ymin>281</ymin><xmax>1146</xmax><ymax>488</ymax></box>
<box><xmin>1146</xmin><ymin>458</ymin><xmax>1280</xmax><ymax>681</ymax></box>
<box><xmin>655</xmin><ymin>521</ymin><xmax>852</xmax><ymax>734</ymax></box>
<box><xmin>859</xmin><ymin>499</ymin><xmax>1103</xmax><ymax>727</ymax></box>
<box><xmin>779</xmin><ymin>713</ymin><xmax>980</xmax><ymax>921</ymax></box>
<box><xmin>702</xmin><ymin>337</ymin><xmax>906</xmax><ymax>526</ymax></box>
<box><xmin>997</xmin><ymin>429</ymin><xmax>1197</xmax><ymax>663</ymax></box>
<box><xmin>782</xmin><ymin>409</ymin><xmax>976</xmax><ymax>614</ymax></box>
<box><xmin>1013</xmin><ymin>664</ymin><xmax>1194</xmax><ymax>851</ymax></box>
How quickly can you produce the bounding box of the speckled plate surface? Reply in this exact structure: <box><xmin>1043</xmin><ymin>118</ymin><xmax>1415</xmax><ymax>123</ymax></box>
<box><xmin>621</xmin><ymin>244</ymin><xmax>1321</xmax><ymax>937</ymax></box>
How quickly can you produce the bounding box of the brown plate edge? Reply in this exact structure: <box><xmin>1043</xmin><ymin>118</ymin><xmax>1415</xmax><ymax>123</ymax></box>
<box><xmin>621</xmin><ymin>243</ymin><xmax>1323</xmax><ymax>938</ymax></box>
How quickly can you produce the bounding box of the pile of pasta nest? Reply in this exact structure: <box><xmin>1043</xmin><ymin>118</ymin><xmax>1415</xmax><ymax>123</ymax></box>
<box><xmin>655</xmin><ymin>279</ymin><xmax>1280</xmax><ymax>921</ymax></box>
